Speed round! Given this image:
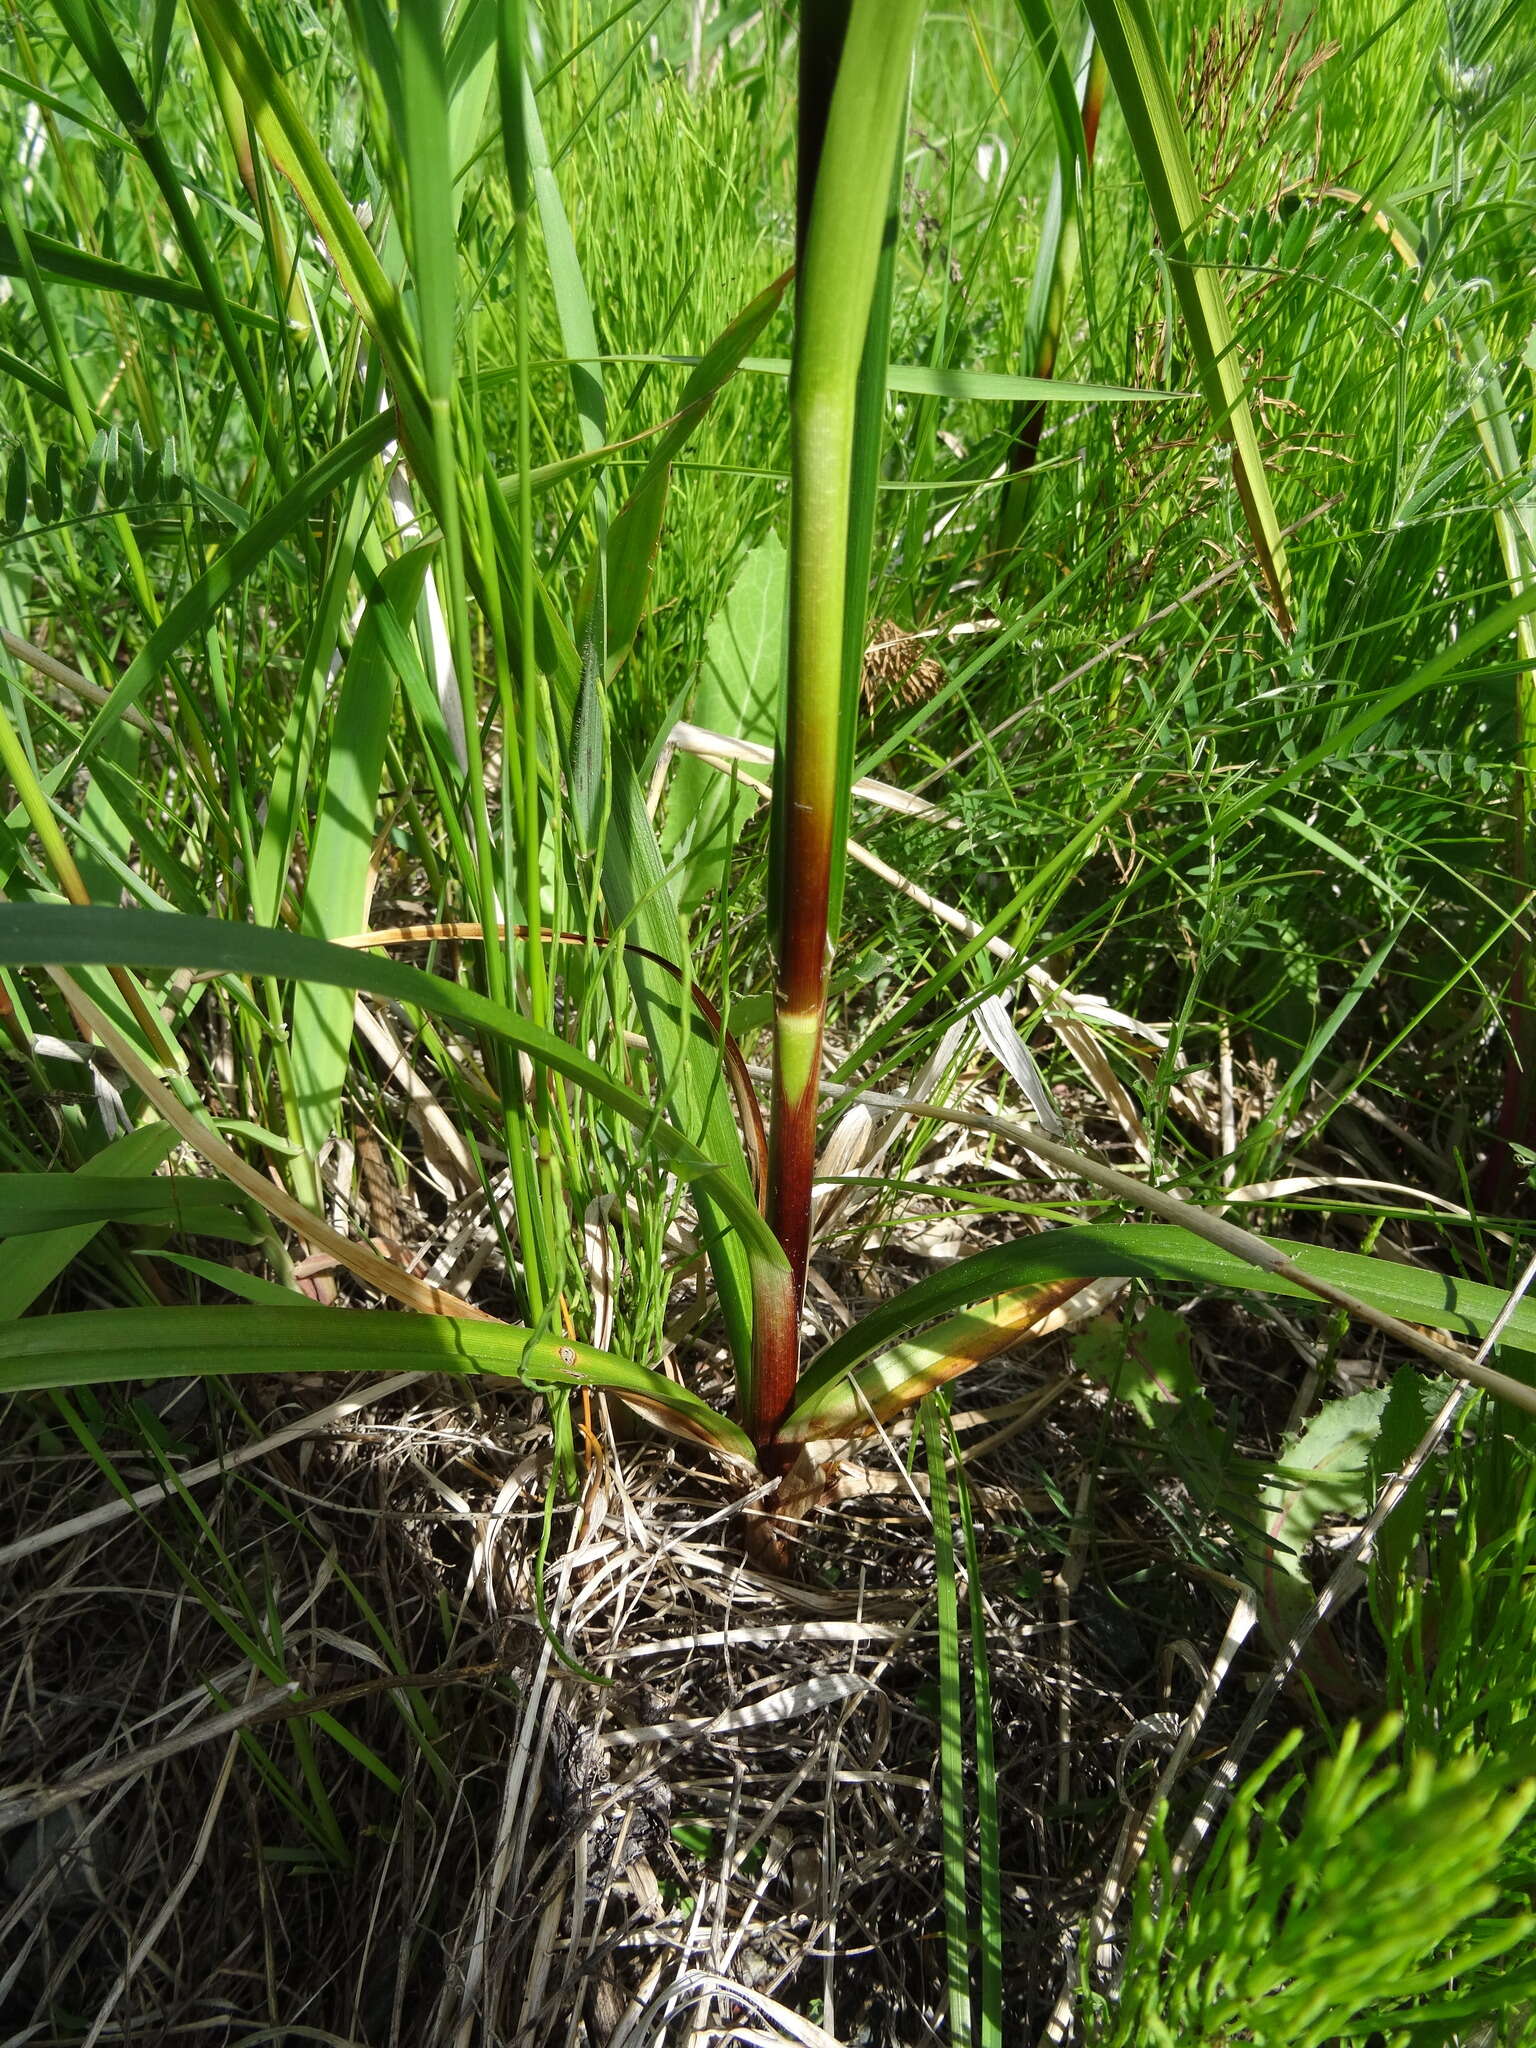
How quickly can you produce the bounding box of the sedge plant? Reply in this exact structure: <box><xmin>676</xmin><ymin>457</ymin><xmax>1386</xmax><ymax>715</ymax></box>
<box><xmin>3</xmin><ymin>0</ymin><xmax>1536</xmax><ymax>1535</ymax></box>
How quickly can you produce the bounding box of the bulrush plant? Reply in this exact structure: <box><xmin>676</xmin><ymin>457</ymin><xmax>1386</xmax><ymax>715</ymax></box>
<box><xmin>5</xmin><ymin>0</ymin><xmax>1536</xmax><ymax>1568</ymax></box>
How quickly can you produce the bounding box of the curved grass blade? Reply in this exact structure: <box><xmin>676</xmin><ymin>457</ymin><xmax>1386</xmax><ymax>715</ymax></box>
<box><xmin>1084</xmin><ymin>0</ymin><xmax>1292</xmax><ymax>631</ymax></box>
<box><xmin>0</xmin><ymin>224</ymin><xmax>276</xmax><ymax>327</ymax></box>
<box><xmin>782</xmin><ymin>1222</ymin><xmax>1536</xmax><ymax>1444</ymax></box>
<box><xmin>70</xmin><ymin>413</ymin><xmax>396</xmax><ymax>762</ymax></box>
<box><xmin>185</xmin><ymin>0</ymin><xmax>418</xmax><ymax>416</ymax></box>
<box><xmin>0</xmin><ymin>1304</ymin><xmax>756</xmax><ymax>1467</ymax></box>
<box><xmin>0</xmin><ymin>902</ymin><xmax>787</xmax><ymax>1280</ymax></box>
<box><xmin>782</xmin><ymin>1278</ymin><xmax>1087</xmax><ymax>1443</ymax></box>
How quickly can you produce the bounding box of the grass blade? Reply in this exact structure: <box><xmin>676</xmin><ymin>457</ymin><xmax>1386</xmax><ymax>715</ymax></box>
<box><xmin>0</xmin><ymin>1125</ymin><xmax>178</xmax><ymax>1319</ymax></box>
<box><xmin>288</xmin><ymin>552</ymin><xmax>423</xmax><ymax>1170</ymax></box>
<box><xmin>1084</xmin><ymin>0</ymin><xmax>1293</xmax><ymax>631</ymax></box>
<box><xmin>71</xmin><ymin>413</ymin><xmax>396</xmax><ymax>763</ymax></box>
<box><xmin>783</xmin><ymin>1223</ymin><xmax>1536</xmax><ymax>1444</ymax></box>
<box><xmin>0</xmin><ymin>902</ymin><xmax>788</xmax><ymax>1282</ymax></box>
<box><xmin>0</xmin><ymin>1304</ymin><xmax>756</xmax><ymax>1466</ymax></box>
<box><xmin>998</xmin><ymin>16</ymin><xmax>1106</xmax><ymax>558</ymax></box>
<box><xmin>923</xmin><ymin>1396</ymin><xmax>975</xmax><ymax>2048</ymax></box>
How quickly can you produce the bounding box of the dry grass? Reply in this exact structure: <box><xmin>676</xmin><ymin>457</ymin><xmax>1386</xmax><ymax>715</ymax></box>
<box><xmin>1</xmin><ymin>1299</ymin><xmax>1262</xmax><ymax>2044</ymax></box>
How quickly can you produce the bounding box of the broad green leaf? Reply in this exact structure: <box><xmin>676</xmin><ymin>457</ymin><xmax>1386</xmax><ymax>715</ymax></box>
<box><xmin>0</xmin><ymin>1125</ymin><xmax>178</xmax><ymax>1319</ymax></box>
<box><xmin>663</xmin><ymin>534</ymin><xmax>785</xmax><ymax>909</ymax></box>
<box><xmin>290</xmin><ymin>552</ymin><xmax>421</xmax><ymax>1164</ymax></box>
<box><xmin>0</xmin><ymin>1172</ymin><xmax>255</xmax><ymax>1239</ymax></box>
<box><xmin>248</xmin><ymin>463</ymin><xmax>378</xmax><ymax>928</ymax></box>
<box><xmin>515</xmin><ymin>55</ymin><xmax>606</xmax><ymax>471</ymax></box>
<box><xmin>1083</xmin><ymin>0</ymin><xmax>1292</xmax><ymax>630</ymax></box>
<box><xmin>827</xmin><ymin>122</ymin><xmax>902</xmax><ymax>949</ymax></box>
<box><xmin>785</xmin><ymin>1222</ymin><xmax>1536</xmax><ymax>1434</ymax></box>
<box><xmin>0</xmin><ymin>1304</ymin><xmax>756</xmax><ymax>1466</ymax></box>
<box><xmin>1258</xmin><ymin>1388</ymin><xmax>1387</xmax><ymax>1576</ymax></box>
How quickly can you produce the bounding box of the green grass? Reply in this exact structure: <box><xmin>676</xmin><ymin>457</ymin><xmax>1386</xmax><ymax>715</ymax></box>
<box><xmin>2</xmin><ymin>0</ymin><xmax>1536</xmax><ymax>2039</ymax></box>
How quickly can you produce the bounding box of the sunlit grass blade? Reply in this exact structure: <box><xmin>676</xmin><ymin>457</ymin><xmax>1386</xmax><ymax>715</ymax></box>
<box><xmin>287</xmin><ymin>552</ymin><xmax>422</xmax><ymax>1178</ymax></box>
<box><xmin>782</xmin><ymin>1221</ymin><xmax>1536</xmax><ymax>1446</ymax></box>
<box><xmin>0</xmin><ymin>1303</ymin><xmax>756</xmax><ymax>1466</ymax></box>
<box><xmin>780</xmin><ymin>1280</ymin><xmax>1085</xmax><ymax>1444</ymax></box>
<box><xmin>481</xmin><ymin>354</ymin><xmax>1180</xmax><ymax>407</ymax></box>
<box><xmin>1084</xmin><ymin>0</ymin><xmax>1292</xmax><ymax>631</ymax></box>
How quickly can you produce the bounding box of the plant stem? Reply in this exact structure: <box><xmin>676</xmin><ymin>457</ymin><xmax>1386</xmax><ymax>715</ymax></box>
<box><xmin>757</xmin><ymin>0</ymin><xmax>923</xmax><ymax>1454</ymax></box>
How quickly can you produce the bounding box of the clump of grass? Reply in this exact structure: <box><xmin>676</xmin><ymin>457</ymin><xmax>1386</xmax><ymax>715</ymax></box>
<box><xmin>1</xmin><ymin>0</ymin><xmax>1535</xmax><ymax>2040</ymax></box>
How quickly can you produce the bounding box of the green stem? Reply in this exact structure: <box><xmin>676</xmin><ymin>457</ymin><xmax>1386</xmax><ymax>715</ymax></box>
<box><xmin>757</xmin><ymin>0</ymin><xmax>923</xmax><ymax>1454</ymax></box>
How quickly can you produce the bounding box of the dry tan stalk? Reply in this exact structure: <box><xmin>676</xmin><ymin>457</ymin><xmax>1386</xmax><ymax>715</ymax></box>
<box><xmin>351</xmin><ymin>993</ymin><xmax>478</xmax><ymax>1190</ymax></box>
<box><xmin>669</xmin><ymin>717</ymin><xmax>954</xmax><ymax>824</ymax></box>
<box><xmin>0</xmin><ymin>627</ymin><xmax>171</xmax><ymax>741</ymax></box>
<box><xmin>46</xmin><ymin>967</ymin><xmax>497</xmax><ymax>1322</ymax></box>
